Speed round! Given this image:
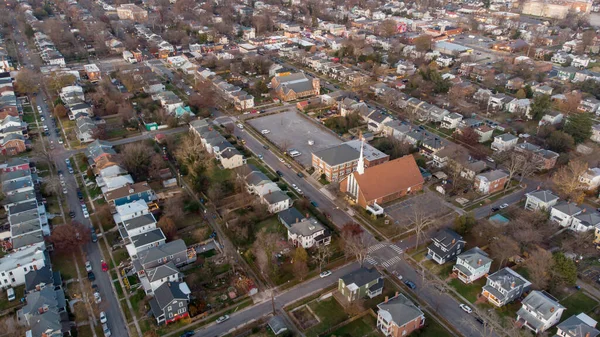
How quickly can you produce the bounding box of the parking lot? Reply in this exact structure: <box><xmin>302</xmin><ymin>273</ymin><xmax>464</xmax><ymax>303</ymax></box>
<box><xmin>247</xmin><ymin>110</ymin><xmax>342</xmax><ymax>167</ymax></box>
<box><xmin>385</xmin><ymin>193</ymin><xmax>452</xmax><ymax>228</ymax></box>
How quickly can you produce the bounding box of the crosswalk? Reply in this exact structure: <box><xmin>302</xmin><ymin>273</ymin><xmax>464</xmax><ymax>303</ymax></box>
<box><xmin>364</xmin><ymin>243</ymin><xmax>405</xmax><ymax>269</ymax></box>
<box><xmin>367</xmin><ymin>243</ymin><xmax>387</xmax><ymax>253</ymax></box>
<box><xmin>381</xmin><ymin>256</ymin><xmax>402</xmax><ymax>268</ymax></box>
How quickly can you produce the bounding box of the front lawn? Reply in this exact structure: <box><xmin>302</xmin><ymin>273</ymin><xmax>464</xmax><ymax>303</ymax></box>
<box><xmin>305</xmin><ymin>297</ymin><xmax>349</xmax><ymax>336</ymax></box>
<box><xmin>449</xmin><ymin>278</ymin><xmax>486</xmax><ymax>303</ymax></box>
<box><xmin>412</xmin><ymin>314</ymin><xmax>454</xmax><ymax>337</ymax></box>
<box><xmin>560</xmin><ymin>291</ymin><xmax>599</xmax><ymax>319</ymax></box>
<box><xmin>51</xmin><ymin>253</ymin><xmax>79</xmax><ymax>280</ymax></box>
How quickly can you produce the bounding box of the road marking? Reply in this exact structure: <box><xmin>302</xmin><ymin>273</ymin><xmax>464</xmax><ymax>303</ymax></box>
<box><xmin>383</xmin><ymin>256</ymin><xmax>402</xmax><ymax>268</ymax></box>
<box><xmin>390</xmin><ymin>244</ymin><xmax>403</xmax><ymax>255</ymax></box>
<box><xmin>368</xmin><ymin>243</ymin><xmax>386</xmax><ymax>253</ymax></box>
<box><xmin>365</xmin><ymin>256</ymin><xmax>378</xmax><ymax>266</ymax></box>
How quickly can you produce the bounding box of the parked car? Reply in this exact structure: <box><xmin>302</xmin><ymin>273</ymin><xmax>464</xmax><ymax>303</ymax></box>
<box><xmin>69</xmin><ymin>211</ymin><xmax>76</xmax><ymax>218</ymax></box>
<box><xmin>85</xmin><ymin>261</ymin><xmax>92</xmax><ymax>272</ymax></box>
<box><xmin>101</xmin><ymin>260</ymin><xmax>108</xmax><ymax>272</ymax></box>
<box><xmin>297</xmin><ymin>172</ymin><xmax>304</xmax><ymax>178</ymax></box>
<box><xmin>491</xmin><ymin>207</ymin><xmax>500</xmax><ymax>212</ymax></box>
<box><xmin>87</xmin><ymin>271</ymin><xmax>95</xmax><ymax>281</ymax></box>
<box><xmin>180</xmin><ymin>332</ymin><xmax>195</xmax><ymax>337</ymax></box>
<box><xmin>99</xmin><ymin>311</ymin><xmax>107</xmax><ymax>324</ymax></box>
<box><xmin>404</xmin><ymin>280</ymin><xmax>416</xmax><ymax>289</ymax></box>
<box><xmin>91</xmin><ymin>232</ymin><xmax>98</xmax><ymax>243</ymax></box>
<box><xmin>94</xmin><ymin>291</ymin><xmax>101</xmax><ymax>303</ymax></box>
<box><xmin>263</xmin><ymin>145</ymin><xmax>269</xmax><ymax>150</ymax></box>
<box><xmin>459</xmin><ymin>304</ymin><xmax>473</xmax><ymax>314</ymax></box>
<box><xmin>499</xmin><ymin>203</ymin><xmax>509</xmax><ymax>209</ymax></box>
<box><xmin>310</xmin><ymin>201</ymin><xmax>318</xmax><ymax>207</ymax></box>
<box><xmin>102</xmin><ymin>323</ymin><xmax>111</xmax><ymax>337</ymax></box>
<box><xmin>276</xmin><ymin>170</ymin><xmax>283</xmax><ymax>177</ymax></box>
<box><xmin>7</xmin><ymin>288</ymin><xmax>15</xmax><ymax>301</ymax></box>
<box><xmin>216</xmin><ymin>315</ymin><xmax>230</xmax><ymax>324</ymax></box>
<box><xmin>319</xmin><ymin>270</ymin><xmax>332</xmax><ymax>278</ymax></box>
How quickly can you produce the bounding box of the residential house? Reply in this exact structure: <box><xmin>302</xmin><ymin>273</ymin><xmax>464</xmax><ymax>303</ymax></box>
<box><xmin>540</xmin><ymin>111</ymin><xmax>564</xmax><ymax>126</ymax></box>
<box><xmin>592</xmin><ymin>124</ymin><xmax>600</xmax><ymax>143</ymax></box>
<box><xmin>376</xmin><ymin>293</ymin><xmax>425</xmax><ymax>337</ymax></box>
<box><xmin>0</xmin><ymin>242</ymin><xmax>47</xmax><ymax>288</ymax></box>
<box><xmin>118</xmin><ymin>213</ymin><xmax>157</xmax><ymax>239</ymax></box>
<box><xmin>25</xmin><ymin>265</ymin><xmax>61</xmax><ymax>294</ymax></box>
<box><xmin>271</xmin><ymin>73</ymin><xmax>320</xmax><ymax>102</ymax></box>
<box><xmin>481</xmin><ymin>268</ymin><xmax>531</xmax><ymax>307</ymax></box>
<box><xmin>516</xmin><ymin>291</ymin><xmax>565</xmax><ymax>334</ymax></box>
<box><xmin>506</xmin><ymin>98</ymin><xmax>532</xmax><ymax>118</ymax></box>
<box><xmin>474</xmin><ymin>170</ymin><xmax>509</xmax><ymax>195</ymax></box>
<box><xmin>287</xmin><ymin>217</ymin><xmax>331</xmax><ymax>248</ymax></box>
<box><xmin>132</xmin><ymin>239</ymin><xmax>194</xmax><ymax>273</ymax></box>
<box><xmin>491</xmin><ymin>133</ymin><xmax>519</xmax><ymax>152</ymax></box>
<box><xmin>555</xmin><ymin>313</ymin><xmax>600</xmax><ymax>337</ymax></box>
<box><xmin>441</xmin><ymin>113</ymin><xmax>464</xmax><ymax>130</ymax></box>
<box><xmin>104</xmin><ymin>182</ymin><xmax>155</xmax><ymax>206</ymax></box>
<box><xmin>126</xmin><ymin>228</ymin><xmax>166</xmax><ymax>257</ymax></box>
<box><xmin>338</xmin><ymin>268</ymin><xmax>384</xmax><ymax>302</ymax></box>
<box><xmin>551</xmin><ymin>52</ymin><xmax>570</xmax><ymax>64</ymax></box>
<box><xmin>140</xmin><ymin>261</ymin><xmax>181</xmax><ymax>295</ymax></box>
<box><xmin>76</xmin><ymin>117</ymin><xmax>98</xmax><ymax>143</ymax></box>
<box><xmin>570</xmin><ymin>212</ymin><xmax>600</xmax><ymax>232</ymax></box>
<box><xmin>579</xmin><ymin>97</ymin><xmax>600</xmax><ymax>114</ymax></box>
<box><xmin>217</xmin><ymin>147</ymin><xmax>245</xmax><ymax>169</ymax></box>
<box><xmin>18</xmin><ymin>286</ymin><xmax>68</xmax><ymax>337</ymax></box>
<box><xmin>262</xmin><ymin>190</ymin><xmax>292</xmax><ymax>213</ymax></box>
<box><xmin>149</xmin><ymin>281</ymin><xmax>190</xmax><ymax>325</ymax></box>
<box><xmin>514</xmin><ymin>143</ymin><xmax>559</xmax><ymax>170</ymax></box>
<box><xmin>525</xmin><ymin>189</ymin><xmax>559</xmax><ymax>211</ymax></box>
<box><xmin>550</xmin><ymin>201</ymin><xmax>583</xmax><ymax>228</ymax></box>
<box><xmin>474</xmin><ymin>125</ymin><xmax>495</xmax><ymax>142</ymax></box>
<box><xmin>506</xmin><ymin>77</ymin><xmax>525</xmax><ymax>90</ymax></box>
<box><xmin>117</xmin><ymin>3</ymin><xmax>148</xmax><ymax>21</ymax></box>
<box><xmin>427</xmin><ymin>229</ymin><xmax>465</xmax><ymax>264</ymax></box>
<box><xmin>572</xmin><ymin>55</ymin><xmax>591</xmax><ymax>68</ymax></box>
<box><xmin>452</xmin><ymin>247</ymin><xmax>492</xmax><ymax>283</ymax></box>
<box><xmin>340</xmin><ymin>155</ymin><xmax>424</xmax><ymax>216</ymax></box>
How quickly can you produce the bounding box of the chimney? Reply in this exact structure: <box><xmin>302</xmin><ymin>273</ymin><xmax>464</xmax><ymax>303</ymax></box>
<box><xmin>477</xmin><ymin>259</ymin><xmax>482</xmax><ymax>265</ymax></box>
<box><xmin>550</xmin><ymin>307</ymin><xmax>555</xmax><ymax>313</ymax></box>
<box><xmin>582</xmin><ymin>208</ymin><xmax>587</xmax><ymax>213</ymax></box>
<box><xmin>296</xmin><ymin>218</ymin><xmax>299</xmax><ymax>223</ymax></box>
<box><xmin>451</xmin><ymin>239</ymin><xmax>455</xmax><ymax>244</ymax></box>
<box><xmin>511</xmin><ymin>282</ymin><xmax>516</xmax><ymax>288</ymax></box>
<box><xmin>306</xmin><ymin>213</ymin><xmax>309</xmax><ymax>219</ymax></box>
<box><xmin>536</xmin><ymin>186</ymin><xmax>540</xmax><ymax>190</ymax></box>
<box><xmin>395</xmin><ymin>291</ymin><xmax>399</xmax><ymax>297</ymax></box>
<box><xmin>384</xmin><ymin>296</ymin><xmax>389</xmax><ymax>303</ymax></box>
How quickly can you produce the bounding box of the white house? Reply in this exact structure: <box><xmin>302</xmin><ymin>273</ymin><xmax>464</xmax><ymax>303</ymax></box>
<box><xmin>120</xmin><ymin>213</ymin><xmax>157</xmax><ymax>239</ymax></box>
<box><xmin>0</xmin><ymin>242</ymin><xmax>47</xmax><ymax>288</ymax></box>
<box><xmin>570</xmin><ymin>212</ymin><xmax>600</xmax><ymax>232</ymax></box>
<box><xmin>591</xmin><ymin>124</ymin><xmax>600</xmax><ymax>143</ymax></box>
<box><xmin>579</xmin><ymin>97</ymin><xmax>600</xmax><ymax>114</ymax></box>
<box><xmin>579</xmin><ymin>167</ymin><xmax>600</xmax><ymax>190</ymax></box>
<box><xmin>525</xmin><ymin>190</ymin><xmax>559</xmax><ymax>211</ymax></box>
<box><xmin>550</xmin><ymin>201</ymin><xmax>583</xmax><ymax>228</ymax></box>
<box><xmin>261</xmin><ymin>190</ymin><xmax>292</xmax><ymax>213</ymax></box>
<box><xmin>140</xmin><ymin>262</ymin><xmax>181</xmax><ymax>295</ymax></box>
<box><xmin>126</xmin><ymin>228</ymin><xmax>166</xmax><ymax>257</ymax></box>
<box><xmin>452</xmin><ymin>247</ymin><xmax>492</xmax><ymax>284</ymax></box>
<box><xmin>506</xmin><ymin>98</ymin><xmax>531</xmax><ymax>118</ymax></box>
<box><xmin>551</xmin><ymin>52</ymin><xmax>570</xmax><ymax>64</ymax></box>
<box><xmin>113</xmin><ymin>199</ymin><xmax>149</xmax><ymax>224</ymax></box>
<box><xmin>555</xmin><ymin>313</ymin><xmax>600</xmax><ymax>337</ymax></box>
<box><xmin>572</xmin><ymin>55</ymin><xmax>591</xmax><ymax>68</ymax></box>
<box><xmin>491</xmin><ymin>133</ymin><xmax>519</xmax><ymax>152</ymax></box>
<box><xmin>441</xmin><ymin>113</ymin><xmax>463</xmax><ymax>129</ymax></box>
<box><xmin>516</xmin><ymin>291</ymin><xmax>565</xmax><ymax>334</ymax></box>
<box><xmin>287</xmin><ymin>218</ymin><xmax>331</xmax><ymax>249</ymax></box>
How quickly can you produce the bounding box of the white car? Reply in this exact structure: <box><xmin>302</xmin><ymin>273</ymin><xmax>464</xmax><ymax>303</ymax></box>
<box><xmin>83</xmin><ymin>210</ymin><xmax>90</xmax><ymax>218</ymax></box>
<box><xmin>94</xmin><ymin>292</ymin><xmax>101</xmax><ymax>303</ymax></box>
<box><xmin>40</xmin><ymin>116</ymin><xmax>45</xmax><ymax>122</ymax></box>
<box><xmin>58</xmin><ymin>138</ymin><xmax>64</xmax><ymax>144</ymax></box>
<box><xmin>296</xmin><ymin>189</ymin><xmax>303</xmax><ymax>195</ymax></box>
<box><xmin>37</xmin><ymin>106</ymin><xmax>42</xmax><ymax>112</ymax></box>
<box><xmin>237</xmin><ymin>123</ymin><xmax>244</xmax><ymax>129</ymax></box>
<box><xmin>62</xmin><ymin>188</ymin><xmax>68</xmax><ymax>194</ymax></box>
<box><xmin>319</xmin><ymin>270</ymin><xmax>332</xmax><ymax>278</ymax></box>
<box><xmin>261</xmin><ymin>129</ymin><xmax>270</xmax><ymax>134</ymax></box>
<box><xmin>216</xmin><ymin>315</ymin><xmax>230</xmax><ymax>324</ymax></box>
<box><xmin>99</xmin><ymin>311</ymin><xmax>107</xmax><ymax>324</ymax></box>
<box><xmin>85</xmin><ymin>261</ymin><xmax>92</xmax><ymax>272</ymax></box>
<box><xmin>102</xmin><ymin>323</ymin><xmax>111</xmax><ymax>337</ymax></box>
<box><xmin>292</xmin><ymin>184</ymin><xmax>297</xmax><ymax>189</ymax></box>
<box><xmin>499</xmin><ymin>203</ymin><xmax>509</xmax><ymax>209</ymax></box>
<box><xmin>459</xmin><ymin>304</ymin><xmax>472</xmax><ymax>314</ymax></box>
<box><xmin>278</xmin><ymin>158</ymin><xmax>284</xmax><ymax>163</ymax></box>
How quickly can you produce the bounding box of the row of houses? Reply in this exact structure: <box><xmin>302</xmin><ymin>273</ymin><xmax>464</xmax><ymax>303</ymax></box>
<box><xmin>0</xmin><ymin>72</ymin><xmax>29</xmax><ymax>155</ymax></box>
<box><xmin>189</xmin><ymin>119</ymin><xmax>246</xmax><ymax>170</ymax></box>
<box><xmin>32</xmin><ymin>32</ymin><xmax>65</xmax><ymax>67</ymax></box>
<box><xmin>427</xmin><ymin>228</ymin><xmax>600</xmax><ymax>335</ymax></box>
<box><xmin>85</xmin><ymin>140</ymin><xmax>197</xmax><ymax>325</ymax></box>
<box><xmin>0</xmin><ymin>157</ymin><xmax>69</xmax><ymax>336</ymax></box>
<box><xmin>298</xmin><ymin>55</ymin><xmax>371</xmax><ymax>88</ymax></box>
<box><xmin>195</xmin><ymin>68</ymin><xmax>255</xmax><ymax>110</ymax></box>
<box><xmin>525</xmin><ymin>189</ymin><xmax>600</xmax><ymax>233</ymax></box>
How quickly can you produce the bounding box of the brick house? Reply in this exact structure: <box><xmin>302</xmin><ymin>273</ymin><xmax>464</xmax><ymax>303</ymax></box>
<box><xmin>474</xmin><ymin>170</ymin><xmax>509</xmax><ymax>194</ymax></box>
<box><xmin>377</xmin><ymin>293</ymin><xmax>425</xmax><ymax>337</ymax></box>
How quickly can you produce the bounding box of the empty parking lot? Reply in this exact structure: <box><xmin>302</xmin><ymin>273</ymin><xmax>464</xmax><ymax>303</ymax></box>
<box><xmin>385</xmin><ymin>193</ymin><xmax>452</xmax><ymax>228</ymax></box>
<box><xmin>247</xmin><ymin>110</ymin><xmax>342</xmax><ymax>167</ymax></box>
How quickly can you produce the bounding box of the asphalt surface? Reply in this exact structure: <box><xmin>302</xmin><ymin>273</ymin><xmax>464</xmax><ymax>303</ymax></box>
<box><xmin>12</xmin><ymin>24</ymin><xmax>129</xmax><ymax>337</ymax></box>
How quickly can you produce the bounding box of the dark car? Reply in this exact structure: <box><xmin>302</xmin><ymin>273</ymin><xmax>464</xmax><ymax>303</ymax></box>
<box><xmin>475</xmin><ymin>317</ymin><xmax>485</xmax><ymax>325</ymax></box>
<box><xmin>91</xmin><ymin>232</ymin><xmax>98</xmax><ymax>243</ymax></box>
<box><xmin>87</xmin><ymin>271</ymin><xmax>95</xmax><ymax>281</ymax></box>
<box><xmin>297</xmin><ymin>172</ymin><xmax>304</xmax><ymax>178</ymax></box>
<box><xmin>263</xmin><ymin>145</ymin><xmax>269</xmax><ymax>150</ymax></box>
<box><xmin>276</xmin><ymin>170</ymin><xmax>283</xmax><ymax>177</ymax></box>
<box><xmin>310</xmin><ymin>201</ymin><xmax>318</xmax><ymax>208</ymax></box>
<box><xmin>69</xmin><ymin>211</ymin><xmax>76</xmax><ymax>218</ymax></box>
<box><xmin>491</xmin><ymin>207</ymin><xmax>500</xmax><ymax>212</ymax></box>
<box><xmin>180</xmin><ymin>332</ymin><xmax>195</xmax><ymax>337</ymax></box>
<box><xmin>404</xmin><ymin>280</ymin><xmax>417</xmax><ymax>289</ymax></box>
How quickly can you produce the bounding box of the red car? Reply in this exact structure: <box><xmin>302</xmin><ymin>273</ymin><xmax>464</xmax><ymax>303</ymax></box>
<box><xmin>101</xmin><ymin>260</ymin><xmax>108</xmax><ymax>272</ymax></box>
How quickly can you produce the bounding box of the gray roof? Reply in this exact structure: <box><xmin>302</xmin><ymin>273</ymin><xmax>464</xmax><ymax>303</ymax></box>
<box><xmin>527</xmin><ymin>190</ymin><xmax>559</xmax><ymax>203</ymax></box>
<box><xmin>146</xmin><ymin>261</ymin><xmax>179</xmax><ymax>282</ymax></box>
<box><xmin>274</xmin><ymin>73</ymin><xmax>315</xmax><ymax>94</ymax></box>
<box><xmin>1</xmin><ymin>168</ymin><xmax>32</xmax><ymax>183</ymax></box>
<box><xmin>130</xmin><ymin>228</ymin><xmax>165</xmax><ymax>248</ymax></box>
<box><xmin>25</xmin><ymin>265</ymin><xmax>55</xmax><ymax>292</ymax></box>
<box><xmin>575</xmin><ymin>212</ymin><xmax>600</xmax><ymax>228</ymax></box>
<box><xmin>123</xmin><ymin>214</ymin><xmax>157</xmax><ymax>232</ymax></box>
<box><xmin>268</xmin><ymin>316</ymin><xmax>288</xmax><ymax>335</ymax></box>
<box><xmin>431</xmin><ymin>229</ymin><xmax>464</xmax><ymax>249</ymax></box>
<box><xmin>556</xmin><ymin>314</ymin><xmax>600</xmax><ymax>337</ymax></box>
<box><xmin>488</xmin><ymin>267</ymin><xmax>530</xmax><ymax>292</ymax></box>
<box><xmin>149</xmin><ymin>281</ymin><xmax>189</xmax><ymax>315</ymax></box>
<box><xmin>262</xmin><ymin>190</ymin><xmax>291</xmax><ymax>204</ymax></box>
<box><xmin>312</xmin><ymin>144</ymin><xmax>359</xmax><ymax>167</ymax></box>
<box><xmin>134</xmin><ymin>239</ymin><xmax>187</xmax><ymax>269</ymax></box>
<box><xmin>9</xmin><ymin>201</ymin><xmax>38</xmax><ymax>215</ymax></box>
<box><xmin>11</xmin><ymin>231</ymin><xmax>44</xmax><ymax>249</ymax></box>
<box><xmin>377</xmin><ymin>293</ymin><xmax>424</xmax><ymax>326</ymax></box>
<box><xmin>246</xmin><ymin>171</ymin><xmax>271</xmax><ymax>186</ymax></box>
<box><xmin>496</xmin><ymin>133</ymin><xmax>518</xmax><ymax>142</ymax></box>
<box><xmin>86</xmin><ymin>140</ymin><xmax>116</xmax><ymax>159</ymax></box>
<box><xmin>344</xmin><ymin>140</ymin><xmax>388</xmax><ymax>162</ymax></box>
<box><xmin>289</xmin><ymin>218</ymin><xmax>326</xmax><ymax>237</ymax></box>
<box><xmin>220</xmin><ymin>147</ymin><xmax>242</xmax><ymax>159</ymax></box>
<box><xmin>552</xmin><ymin>201</ymin><xmax>583</xmax><ymax>216</ymax></box>
<box><xmin>341</xmin><ymin>267</ymin><xmax>381</xmax><ymax>288</ymax></box>
<box><xmin>278</xmin><ymin>207</ymin><xmax>306</xmax><ymax>227</ymax></box>
<box><xmin>517</xmin><ymin>291</ymin><xmax>564</xmax><ymax>330</ymax></box>
<box><xmin>457</xmin><ymin>247</ymin><xmax>492</xmax><ymax>270</ymax></box>
<box><xmin>477</xmin><ymin>169</ymin><xmax>509</xmax><ymax>182</ymax></box>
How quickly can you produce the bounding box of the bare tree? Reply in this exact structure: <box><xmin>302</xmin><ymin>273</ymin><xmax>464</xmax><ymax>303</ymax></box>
<box><xmin>340</xmin><ymin>223</ymin><xmax>371</xmax><ymax>265</ymax></box>
<box><xmin>525</xmin><ymin>248</ymin><xmax>554</xmax><ymax>289</ymax></box>
<box><xmin>552</xmin><ymin>160</ymin><xmax>588</xmax><ymax>203</ymax></box>
<box><xmin>498</xmin><ymin>152</ymin><xmax>522</xmax><ymax>189</ymax></box>
<box><xmin>163</xmin><ymin>195</ymin><xmax>185</xmax><ymax>222</ymax></box>
<box><xmin>120</xmin><ymin>142</ymin><xmax>154</xmax><ymax>180</ymax></box>
<box><xmin>252</xmin><ymin>231</ymin><xmax>279</xmax><ymax>277</ymax></box>
<box><xmin>15</xmin><ymin>69</ymin><xmax>41</xmax><ymax>95</ymax></box>
<box><xmin>314</xmin><ymin>244</ymin><xmax>332</xmax><ymax>272</ymax></box>
<box><xmin>405</xmin><ymin>202</ymin><xmax>436</xmax><ymax>250</ymax></box>
<box><xmin>489</xmin><ymin>235</ymin><xmax>519</xmax><ymax>267</ymax></box>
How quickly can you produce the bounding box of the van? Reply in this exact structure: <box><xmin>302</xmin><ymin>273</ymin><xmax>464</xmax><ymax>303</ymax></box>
<box><xmin>7</xmin><ymin>288</ymin><xmax>15</xmax><ymax>301</ymax></box>
<box><xmin>289</xmin><ymin>150</ymin><xmax>301</xmax><ymax>157</ymax></box>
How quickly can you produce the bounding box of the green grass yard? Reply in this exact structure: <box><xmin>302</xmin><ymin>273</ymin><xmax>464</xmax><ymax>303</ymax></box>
<box><xmin>449</xmin><ymin>278</ymin><xmax>486</xmax><ymax>303</ymax></box>
<box><xmin>303</xmin><ymin>297</ymin><xmax>349</xmax><ymax>336</ymax></box>
<box><xmin>324</xmin><ymin>314</ymin><xmax>380</xmax><ymax>337</ymax></box>
<box><xmin>560</xmin><ymin>291</ymin><xmax>599</xmax><ymax>319</ymax></box>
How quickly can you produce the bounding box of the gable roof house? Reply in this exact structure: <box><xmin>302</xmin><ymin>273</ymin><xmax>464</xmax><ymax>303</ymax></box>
<box><xmin>340</xmin><ymin>155</ymin><xmax>424</xmax><ymax>216</ymax></box>
<box><xmin>376</xmin><ymin>293</ymin><xmax>425</xmax><ymax>337</ymax></box>
<box><xmin>426</xmin><ymin>229</ymin><xmax>465</xmax><ymax>264</ymax></box>
<box><xmin>570</xmin><ymin>212</ymin><xmax>600</xmax><ymax>233</ymax></box>
<box><xmin>555</xmin><ymin>313</ymin><xmax>600</xmax><ymax>337</ymax></box>
<box><xmin>516</xmin><ymin>290</ymin><xmax>565</xmax><ymax>334</ymax></box>
<box><xmin>76</xmin><ymin>116</ymin><xmax>98</xmax><ymax>143</ymax></box>
<box><xmin>514</xmin><ymin>142</ymin><xmax>559</xmax><ymax>171</ymax></box>
<box><xmin>525</xmin><ymin>190</ymin><xmax>559</xmax><ymax>211</ymax></box>
<box><xmin>579</xmin><ymin>168</ymin><xmax>600</xmax><ymax>191</ymax></box>
<box><xmin>491</xmin><ymin>133</ymin><xmax>519</xmax><ymax>152</ymax></box>
<box><xmin>126</xmin><ymin>228</ymin><xmax>166</xmax><ymax>258</ymax></box>
<box><xmin>104</xmin><ymin>181</ymin><xmax>155</xmax><ymax>206</ymax></box>
<box><xmin>452</xmin><ymin>247</ymin><xmax>492</xmax><ymax>283</ymax></box>
<box><xmin>271</xmin><ymin>73</ymin><xmax>320</xmax><ymax>102</ymax></box>
<box><xmin>139</xmin><ymin>261</ymin><xmax>182</xmax><ymax>295</ymax></box>
<box><xmin>149</xmin><ymin>281</ymin><xmax>191</xmax><ymax>325</ymax></box>
<box><xmin>481</xmin><ymin>267</ymin><xmax>531</xmax><ymax>307</ymax></box>
<box><xmin>338</xmin><ymin>267</ymin><xmax>384</xmax><ymax>302</ymax></box>
<box><xmin>132</xmin><ymin>239</ymin><xmax>194</xmax><ymax>274</ymax></box>
<box><xmin>262</xmin><ymin>190</ymin><xmax>292</xmax><ymax>214</ymax></box>
<box><xmin>550</xmin><ymin>202</ymin><xmax>583</xmax><ymax>228</ymax></box>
